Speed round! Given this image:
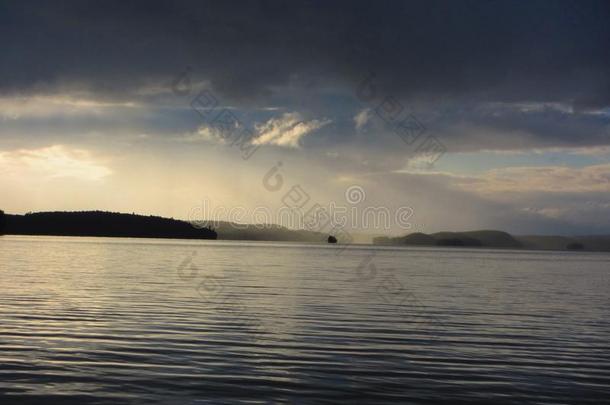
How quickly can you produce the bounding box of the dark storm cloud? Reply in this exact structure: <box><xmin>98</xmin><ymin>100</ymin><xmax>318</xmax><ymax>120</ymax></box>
<box><xmin>428</xmin><ymin>102</ymin><xmax>610</xmax><ymax>151</ymax></box>
<box><xmin>2</xmin><ymin>0</ymin><xmax>610</xmax><ymax>107</ymax></box>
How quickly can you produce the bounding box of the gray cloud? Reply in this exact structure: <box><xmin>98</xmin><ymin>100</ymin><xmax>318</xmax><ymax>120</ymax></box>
<box><xmin>3</xmin><ymin>0</ymin><xmax>610</xmax><ymax>154</ymax></box>
<box><xmin>2</xmin><ymin>0</ymin><xmax>610</xmax><ymax>107</ymax></box>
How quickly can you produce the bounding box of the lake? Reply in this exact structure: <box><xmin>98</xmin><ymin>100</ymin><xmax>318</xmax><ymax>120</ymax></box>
<box><xmin>1</xmin><ymin>236</ymin><xmax>609</xmax><ymax>404</ymax></box>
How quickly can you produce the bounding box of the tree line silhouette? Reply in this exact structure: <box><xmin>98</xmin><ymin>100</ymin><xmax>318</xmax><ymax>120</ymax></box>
<box><xmin>0</xmin><ymin>210</ymin><xmax>5</xmax><ymax>234</ymax></box>
<box><xmin>1</xmin><ymin>211</ymin><xmax>216</xmax><ymax>240</ymax></box>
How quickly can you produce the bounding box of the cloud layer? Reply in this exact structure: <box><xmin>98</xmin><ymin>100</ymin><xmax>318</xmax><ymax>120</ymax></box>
<box><xmin>460</xmin><ymin>164</ymin><xmax>610</xmax><ymax>194</ymax></box>
<box><xmin>2</xmin><ymin>1</ymin><xmax>610</xmax><ymax>235</ymax></box>
<box><xmin>2</xmin><ymin>1</ymin><xmax>610</xmax><ymax>107</ymax></box>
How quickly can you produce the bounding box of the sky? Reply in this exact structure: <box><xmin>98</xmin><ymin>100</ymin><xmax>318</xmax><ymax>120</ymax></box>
<box><xmin>1</xmin><ymin>0</ymin><xmax>610</xmax><ymax>236</ymax></box>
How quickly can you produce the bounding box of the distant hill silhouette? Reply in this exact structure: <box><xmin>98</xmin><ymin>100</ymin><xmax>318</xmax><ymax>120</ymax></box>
<box><xmin>2</xmin><ymin>211</ymin><xmax>216</xmax><ymax>240</ymax></box>
<box><xmin>566</xmin><ymin>242</ymin><xmax>584</xmax><ymax>250</ymax></box>
<box><xmin>403</xmin><ymin>232</ymin><xmax>436</xmax><ymax>245</ymax></box>
<box><xmin>401</xmin><ymin>232</ymin><xmax>437</xmax><ymax>245</ymax></box>
<box><xmin>192</xmin><ymin>221</ymin><xmax>329</xmax><ymax>242</ymax></box>
<box><xmin>439</xmin><ymin>230</ymin><xmax>521</xmax><ymax>248</ymax></box>
<box><xmin>375</xmin><ymin>230</ymin><xmax>520</xmax><ymax>248</ymax></box>
<box><xmin>517</xmin><ymin>235</ymin><xmax>610</xmax><ymax>251</ymax></box>
<box><xmin>432</xmin><ymin>232</ymin><xmax>485</xmax><ymax>247</ymax></box>
<box><xmin>373</xmin><ymin>230</ymin><xmax>610</xmax><ymax>252</ymax></box>
<box><xmin>375</xmin><ymin>232</ymin><xmax>435</xmax><ymax>246</ymax></box>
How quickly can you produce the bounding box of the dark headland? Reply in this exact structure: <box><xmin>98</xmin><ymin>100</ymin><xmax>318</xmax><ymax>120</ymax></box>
<box><xmin>0</xmin><ymin>211</ymin><xmax>217</xmax><ymax>240</ymax></box>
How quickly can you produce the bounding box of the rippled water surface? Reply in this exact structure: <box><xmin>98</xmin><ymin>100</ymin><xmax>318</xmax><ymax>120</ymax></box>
<box><xmin>1</xmin><ymin>236</ymin><xmax>609</xmax><ymax>404</ymax></box>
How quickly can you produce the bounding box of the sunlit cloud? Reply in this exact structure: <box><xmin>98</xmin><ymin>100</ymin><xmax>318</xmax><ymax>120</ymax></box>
<box><xmin>177</xmin><ymin>112</ymin><xmax>331</xmax><ymax>149</ymax></box>
<box><xmin>0</xmin><ymin>95</ymin><xmax>139</xmax><ymax>120</ymax></box>
<box><xmin>354</xmin><ymin>108</ymin><xmax>372</xmax><ymax>130</ymax></box>
<box><xmin>252</xmin><ymin>112</ymin><xmax>330</xmax><ymax>148</ymax></box>
<box><xmin>461</xmin><ymin>164</ymin><xmax>610</xmax><ymax>193</ymax></box>
<box><xmin>475</xmin><ymin>145</ymin><xmax>610</xmax><ymax>156</ymax></box>
<box><xmin>0</xmin><ymin>145</ymin><xmax>112</xmax><ymax>181</ymax></box>
<box><xmin>182</xmin><ymin>125</ymin><xmax>229</xmax><ymax>144</ymax></box>
<box><xmin>401</xmin><ymin>164</ymin><xmax>610</xmax><ymax>194</ymax></box>
<box><xmin>483</xmin><ymin>101</ymin><xmax>574</xmax><ymax>114</ymax></box>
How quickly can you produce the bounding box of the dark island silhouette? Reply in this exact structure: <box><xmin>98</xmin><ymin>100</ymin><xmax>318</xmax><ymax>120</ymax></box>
<box><xmin>374</xmin><ymin>230</ymin><xmax>610</xmax><ymax>252</ymax></box>
<box><xmin>374</xmin><ymin>230</ymin><xmax>521</xmax><ymax>248</ymax></box>
<box><xmin>327</xmin><ymin>235</ymin><xmax>337</xmax><ymax>243</ymax></box>
<box><xmin>1</xmin><ymin>211</ymin><xmax>216</xmax><ymax>240</ymax></box>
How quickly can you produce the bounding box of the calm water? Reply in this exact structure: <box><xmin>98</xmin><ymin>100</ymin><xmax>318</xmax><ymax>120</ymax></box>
<box><xmin>1</xmin><ymin>236</ymin><xmax>609</xmax><ymax>404</ymax></box>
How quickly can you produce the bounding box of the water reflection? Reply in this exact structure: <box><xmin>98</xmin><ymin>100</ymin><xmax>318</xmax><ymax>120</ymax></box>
<box><xmin>1</xmin><ymin>236</ymin><xmax>609</xmax><ymax>403</ymax></box>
